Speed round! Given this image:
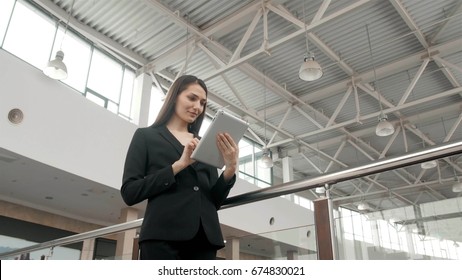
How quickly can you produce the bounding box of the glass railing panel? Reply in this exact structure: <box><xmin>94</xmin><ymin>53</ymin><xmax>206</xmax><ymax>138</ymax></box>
<box><xmin>0</xmin><ymin>233</ymin><xmax>123</xmax><ymax>260</ymax></box>
<box><xmin>223</xmin><ymin>225</ymin><xmax>317</xmax><ymax>260</ymax></box>
<box><xmin>0</xmin><ymin>236</ymin><xmax>82</xmax><ymax>260</ymax></box>
<box><xmin>334</xmin><ymin>196</ymin><xmax>462</xmax><ymax>260</ymax></box>
<box><xmin>81</xmin><ymin>232</ymin><xmax>136</xmax><ymax>260</ymax></box>
<box><xmin>0</xmin><ymin>219</ymin><xmax>142</xmax><ymax>260</ymax></box>
<box><xmin>88</xmin><ymin>234</ymin><xmax>118</xmax><ymax>260</ymax></box>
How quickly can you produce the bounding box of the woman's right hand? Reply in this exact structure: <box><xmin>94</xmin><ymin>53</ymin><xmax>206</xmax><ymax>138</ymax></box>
<box><xmin>172</xmin><ymin>137</ymin><xmax>199</xmax><ymax>175</ymax></box>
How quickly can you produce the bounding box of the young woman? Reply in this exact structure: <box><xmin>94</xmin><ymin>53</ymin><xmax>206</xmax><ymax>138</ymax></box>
<box><xmin>121</xmin><ymin>75</ymin><xmax>239</xmax><ymax>260</ymax></box>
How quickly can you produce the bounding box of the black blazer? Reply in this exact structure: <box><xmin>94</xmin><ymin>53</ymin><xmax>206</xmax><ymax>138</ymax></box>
<box><xmin>121</xmin><ymin>125</ymin><xmax>235</xmax><ymax>247</ymax></box>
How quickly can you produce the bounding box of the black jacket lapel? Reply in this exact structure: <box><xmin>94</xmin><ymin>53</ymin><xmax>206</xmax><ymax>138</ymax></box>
<box><xmin>156</xmin><ymin>126</ymin><xmax>184</xmax><ymax>156</ymax></box>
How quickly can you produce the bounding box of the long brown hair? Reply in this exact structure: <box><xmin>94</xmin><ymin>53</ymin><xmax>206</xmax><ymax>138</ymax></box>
<box><xmin>153</xmin><ymin>75</ymin><xmax>208</xmax><ymax>135</ymax></box>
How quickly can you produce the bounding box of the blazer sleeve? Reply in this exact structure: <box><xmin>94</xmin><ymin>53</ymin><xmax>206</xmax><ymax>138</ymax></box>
<box><xmin>121</xmin><ymin>128</ymin><xmax>176</xmax><ymax>206</ymax></box>
<box><xmin>210</xmin><ymin>172</ymin><xmax>236</xmax><ymax>209</ymax></box>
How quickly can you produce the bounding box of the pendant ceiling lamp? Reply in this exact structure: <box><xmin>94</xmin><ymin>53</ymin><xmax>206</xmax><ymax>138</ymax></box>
<box><xmin>357</xmin><ymin>201</ymin><xmax>370</xmax><ymax>211</ymax></box>
<box><xmin>299</xmin><ymin>52</ymin><xmax>323</xmax><ymax>81</ymax></box>
<box><xmin>43</xmin><ymin>50</ymin><xmax>67</xmax><ymax>80</ymax></box>
<box><xmin>451</xmin><ymin>166</ymin><xmax>462</xmax><ymax>192</ymax></box>
<box><xmin>43</xmin><ymin>0</ymin><xmax>75</xmax><ymax>80</ymax></box>
<box><xmin>315</xmin><ymin>187</ymin><xmax>325</xmax><ymax>194</ymax></box>
<box><xmin>365</xmin><ymin>25</ymin><xmax>394</xmax><ymax>137</ymax></box>
<box><xmin>420</xmin><ymin>140</ymin><xmax>437</xmax><ymax>169</ymax></box>
<box><xmin>376</xmin><ymin>113</ymin><xmax>395</xmax><ymax>137</ymax></box>
<box><xmin>299</xmin><ymin>0</ymin><xmax>322</xmax><ymax>81</ymax></box>
<box><xmin>453</xmin><ymin>181</ymin><xmax>462</xmax><ymax>193</ymax></box>
<box><xmin>259</xmin><ymin>75</ymin><xmax>273</xmax><ymax>169</ymax></box>
<box><xmin>420</xmin><ymin>160</ymin><xmax>437</xmax><ymax>169</ymax></box>
<box><xmin>260</xmin><ymin>150</ymin><xmax>273</xmax><ymax>169</ymax></box>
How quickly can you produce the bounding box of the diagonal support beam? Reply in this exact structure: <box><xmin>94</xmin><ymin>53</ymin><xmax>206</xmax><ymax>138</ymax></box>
<box><xmin>325</xmin><ymin>141</ymin><xmax>347</xmax><ymax>173</ymax></box>
<box><xmin>293</xmin><ymin>105</ymin><xmax>324</xmax><ymax>129</ymax></box>
<box><xmin>197</xmin><ymin>42</ymin><xmax>248</xmax><ymax>109</ymax></box>
<box><xmin>444</xmin><ymin>112</ymin><xmax>462</xmax><ymax>142</ymax></box>
<box><xmin>379</xmin><ymin>126</ymin><xmax>401</xmax><ymax>159</ymax></box>
<box><xmin>229</xmin><ymin>8</ymin><xmax>263</xmax><ymax>63</ymax></box>
<box><xmin>353</xmin><ymin>84</ymin><xmax>361</xmax><ymax>123</ymax></box>
<box><xmin>326</xmin><ymin>86</ymin><xmax>352</xmax><ymax>127</ymax></box>
<box><xmin>397</xmin><ymin>58</ymin><xmax>430</xmax><ymax>106</ymax></box>
<box><xmin>433</xmin><ymin>56</ymin><xmax>462</xmax><ymax>88</ymax></box>
<box><xmin>311</xmin><ymin>0</ymin><xmax>331</xmax><ymax>24</ymax></box>
<box><xmin>433</xmin><ymin>56</ymin><xmax>462</xmax><ymax>74</ymax></box>
<box><xmin>301</xmin><ymin>153</ymin><xmax>323</xmax><ymax>174</ymax></box>
<box><xmin>428</xmin><ymin>0</ymin><xmax>462</xmax><ymax>44</ymax></box>
<box><xmin>175</xmin><ymin>43</ymin><xmax>196</xmax><ymax>79</ymax></box>
<box><xmin>268</xmin><ymin>107</ymin><xmax>292</xmax><ymax>146</ymax></box>
<box><xmin>389</xmin><ymin>0</ymin><xmax>429</xmax><ymax>48</ymax></box>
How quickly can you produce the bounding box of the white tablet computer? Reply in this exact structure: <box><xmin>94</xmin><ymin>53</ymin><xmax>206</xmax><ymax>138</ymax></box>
<box><xmin>191</xmin><ymin>109</ymin><xmax>248</xmax><ymax>168</ymax></box>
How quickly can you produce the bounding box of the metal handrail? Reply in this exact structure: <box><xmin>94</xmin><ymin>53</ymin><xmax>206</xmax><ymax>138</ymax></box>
<box><xmin>1</xmin><ymin>139</ymin><xmax>462</xmax><ymax>259</ymax></box>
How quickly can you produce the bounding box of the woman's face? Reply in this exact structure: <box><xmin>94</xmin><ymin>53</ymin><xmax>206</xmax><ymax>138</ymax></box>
<box><xmin>174</xmin><ymin>83</ymin><xmax>207</xmax><ymax>124</ymax></box>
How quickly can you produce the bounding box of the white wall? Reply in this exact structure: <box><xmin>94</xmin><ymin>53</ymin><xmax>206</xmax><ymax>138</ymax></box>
<box><xmin>0</xmin><ymin>49</ymin><xmax>136</xmax><ymax>188</ymax></box>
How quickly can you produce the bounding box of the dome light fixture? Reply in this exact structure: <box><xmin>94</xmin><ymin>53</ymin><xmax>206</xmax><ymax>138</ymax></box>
<box><xmin>315</xmin><ymin>187</ymin><xmax>325</xmax><ymax>194</ymax></box>
<box><xmin>43</xmin><ymin>50</ymin><xmax>68</xmax><ymax>80</ymax></box>
<box><xmin>420</xmin><ymin>160</ymin><xmax>437</xmax><ymax>169</ymax></box>
<box><xmin>376</xmin><ymin>113</ymin><xmax>394</xmax><ymax>136</ymax></box>
<box><xmin>299</xmin><ymin>52</ymin><xmax>323</xmax><ymax>81</ymax></box>
<box><xmin>452</xmin><ymin>182</ymin><xmax>462</xmax><ymax>193</ymax></box>
<box><xmin>357</xmin><ymin>202</ymin><xmax>370</xmax><ymax>211</ymax></box>
<box><xmin>259</xmin><ymin>149</ymin><xmax>273</xmax><ymax>169</ymax></box>
<box><xmin>452</xmin><ymin>168</ymin><xmax>462</xmax><ymax>193</ymax></box>
<box><xmin>419</xmin><ymin>140</ymin><xmax>437</xmax><ymax>169</ymax></box>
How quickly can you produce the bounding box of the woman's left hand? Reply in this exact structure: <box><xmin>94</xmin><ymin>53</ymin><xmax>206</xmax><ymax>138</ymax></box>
<box><xmin>216</xmin><ymin>133</ymin><xmax>239</xmax><ymax>181</ymax></box>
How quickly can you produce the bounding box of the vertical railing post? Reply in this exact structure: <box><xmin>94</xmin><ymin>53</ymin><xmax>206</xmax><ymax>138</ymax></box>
<box><xmin>314</xmin><ymin>184</ymin><xmax>335</xmax><ymax>260</ymax></box>
<box><xmin>325</xmin><ymin>184</ymin><xmax>337</xmax><ymax>259</ymax></box>
<box><xmin>132</xmin><ymin>237</ymin><xmax>139</xmax><ymax>260</ymax></box>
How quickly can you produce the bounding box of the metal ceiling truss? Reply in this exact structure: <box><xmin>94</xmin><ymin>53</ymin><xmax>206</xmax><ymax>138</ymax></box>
<box><xmin>136</xmin><ymin>0</ymin><xmax>462</xmax><ymax>211</ymax></box>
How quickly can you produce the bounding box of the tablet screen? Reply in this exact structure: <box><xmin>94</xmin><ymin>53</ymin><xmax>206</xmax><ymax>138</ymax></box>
<box><xmin>191</xmin><ymin>109</ymin><xmax>248</xmax><ymax>168</ymax></box>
